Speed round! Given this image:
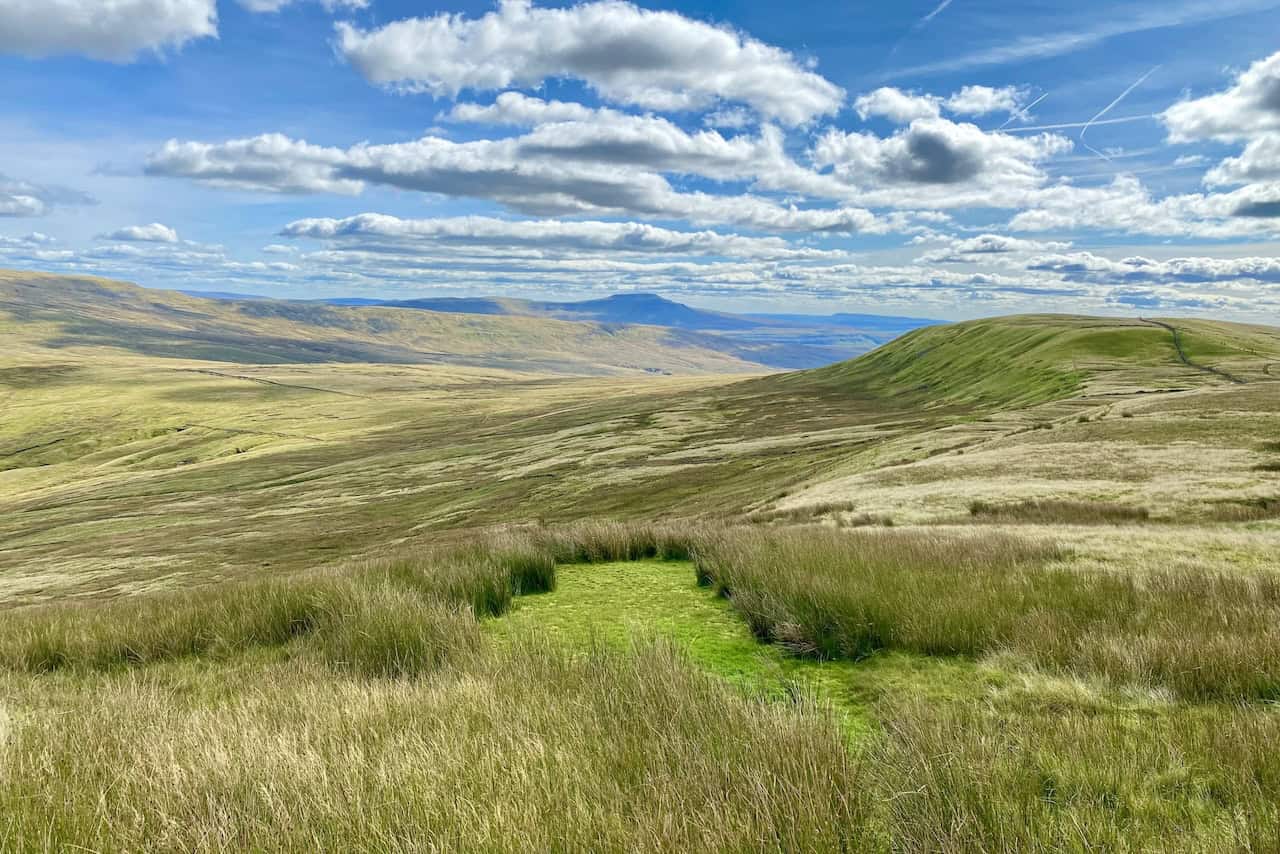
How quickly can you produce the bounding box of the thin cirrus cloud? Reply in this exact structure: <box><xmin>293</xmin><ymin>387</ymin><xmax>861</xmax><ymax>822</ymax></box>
<box><xmin>335</xmin><ymin>0</ymin><xmax>845</xmax><ymax>126</ymax></box>
<box><xmin>887</xmin><ymin>0</ymin><xmax>1278</xmax><ymax>77</ymax></box>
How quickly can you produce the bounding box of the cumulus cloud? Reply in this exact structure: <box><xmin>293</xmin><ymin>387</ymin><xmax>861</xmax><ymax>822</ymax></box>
<box><xmin>854</xmin><ymin>86</ymin><xmax>1033</xmax><ymax>124</ymax></box>
<box><xmin>1164</xmin><ymin>51</ymin><xmax>1280</xmax><ymax>142</ymax></box>
<box><xmin>0</xmin><ymin>174</ymin><xmax>96</xmax><ymax>217</ymax></box>
<box><xmin>854</xmin><ymin>88</ymin><xmax>941</xmax><ymax>123</ymax></box>
<box><xmin>145</xmin><ymin>130</ymin><xmax>884</xmax><ymax>232</ymax></box>
<box><xmin>335</xmin><ymin>0</ymin><xmax>843</xmax><ymax>125</ymax></box>
<box><xmin>0</xmin><ymin>0</ymin><xmax>216</xmax><ymax>62</ymax></box>
<box><xmin>281</xmin><ymin>213</ymin><xmax>847</xmax><ymax>260</ymax></box>
<box><xmin>917</xmin><ymin>233</ymin><xmax>1071</xmax><ymax>263</ymax></box>
<box><xmin>1009</xmin><ymin>175</ymin><xmax>1280</xmax><ymax>237</ymax></box>
<box><xmin>1027</xmin><ymin>250</ymin><xmax>1280</xmax><ymax>284</ymax></box>
<box><xmin>446</xmin><ymin>93</ymin><xmax>599</xmax><ymax>126</ymax></box>
<box><xmin>146</xmin><ymin>134</ymin><xmax>363</xmax><ymax>194</ymax></box>
<box><xmin>944</xmin><ymin>85</ymin><xmax>1030</xmax><ymax>117</ymax></box>
<box><xmin>98</xmin><ymin>223</ymin><xmax>180</xmax><ymax>243</ymax></box>
<box><xmin>238</xmin><ymin>0</ymin><xmax>365</xmax><ymax>11</ymax></box>
<box><xmin>813</xmin><ymin>118</ymin><xmax>1070</xmax><ymax>190</ymax></box>
<box><xmin>1204</xmin><ymin>135</ymin><xmax>1280</xmax><ymax>187</ymax></box>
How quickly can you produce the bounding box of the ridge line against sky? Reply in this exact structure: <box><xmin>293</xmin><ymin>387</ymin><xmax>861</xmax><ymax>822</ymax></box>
<box><xmin>1</xmin><ymin>0</ymin><xmax>1279</xmax><ymax>321</ymax></box>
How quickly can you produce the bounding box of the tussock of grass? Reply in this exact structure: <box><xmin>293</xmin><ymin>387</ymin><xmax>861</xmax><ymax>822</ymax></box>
<box><xmin>867</xmin><ymin>696</ymin><xmax>1280</xmax><ymax>850</ymax></box>
<box><xmin>1254</xmin><ymin>461</ymin><xmax>1280</xmax><ymax>472</ymax></box>
<box><xmin>0</xmin><ymin>522</ymin><xmax>697</xmax><ymax>675</ymax></box>
<box><xmin>528</xmin><ymin>519</ymin><xmax>700</xmax><ymax>563</ymax></box>
<box><xmin>311</xmin><ymin>585</ymin><xmax>480</xmax><ymax>679</ymax></box>
<box><xmin>0</xmin><ymin>579</ymin><xmax>343</xmax><ymax>673</ymax></box>
<box><xmin>696</xmin><ymin>527</ymin><xmax>1280</xmax><ymax>700</ymax></box>
<box><xmin>969</xmin><ymin>498</ymin><xmax>1151</xmax><ymax>524</ymax></box>
<box><xmin>1208</xmin><ymin>497</ymin><xmax>1280</xmax><ymax>522</ymax></box>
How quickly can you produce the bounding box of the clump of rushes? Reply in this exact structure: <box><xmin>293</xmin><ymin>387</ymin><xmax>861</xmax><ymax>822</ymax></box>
<box><xmin>310</xmin><ymin>584</ymin><xmax>480</xmax><ymax>679</ymax></box>
<box><xmin>694</xmin><ymin>526</ymin><xmax>1280</xmax><ymax>700</ymax></box>
<box><xmin>0</xmin><ymin>578</ymin><xmax>346</xmax><ymax>673</ymax></box>
<box><xmin>968</xmin><ymin>498</ymin><xmax>1150</xmax><ymax>524</ymax></box>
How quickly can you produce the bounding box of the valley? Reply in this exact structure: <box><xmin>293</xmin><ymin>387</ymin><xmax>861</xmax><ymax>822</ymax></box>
<box><xmin>2</xmin><ymin>270</ymin><xmax>1279</xmax><ymax>850</ymax></box>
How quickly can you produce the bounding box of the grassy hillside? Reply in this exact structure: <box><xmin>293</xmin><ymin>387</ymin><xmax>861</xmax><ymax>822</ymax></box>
<box><xmin>3</xmin><ymin>283</ymin><xmax>1280</xmax><ymax>849</ymax></box>
<box><xmin>0</xmin><ymin>270</ymin><xmax>765</xmax><ymax>376</ymax></box>
<box><xmin>771</xmin><ymin>313</ymin><xmax>1280</xmax><ymax>408</ymax></box>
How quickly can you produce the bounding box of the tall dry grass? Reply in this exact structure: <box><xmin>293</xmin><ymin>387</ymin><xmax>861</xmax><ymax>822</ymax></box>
<box><xmin>0</xmin><ymin>639</ymin><xmax>866</xmax><ymax>852</ymax></box>
<box><xmin>865</xmin><ymin>696</ymin><xmax>1280</xmax><ymax>851</ymax></box>
<box><xmin>695</xmin><ymin>526</ymin><xmax>1280</xmax><ymax>700</ymax></box>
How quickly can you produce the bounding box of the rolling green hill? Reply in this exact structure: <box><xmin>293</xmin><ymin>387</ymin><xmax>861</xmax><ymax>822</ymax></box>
<box><xmin>766</xmin><ymin>314</ymin><xmax>1280</xmax><ymax>408</ymax></box>
<box><xmin>3</xmin><ymin>278</ymin><xmax>1280</xmax><ymax>851</ymax></box>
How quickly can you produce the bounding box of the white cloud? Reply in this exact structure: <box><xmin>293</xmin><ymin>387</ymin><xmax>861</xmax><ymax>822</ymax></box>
<box><xmin>98</xmin><ymin>223</ymin><xmax>180</xmax><ymax>243</ymax></box>
<box><xmin>0</xmin><ymin>0</ymin><xmax>216</xmax><ymax>62</ymax></box>
<box><xmin>0</xmin><ymin>173</ymin><xmax>95</xmax><ymax>217</ymax></box>
<box><xmin>1027</xmin><ymin>250</ymin><xmax>1280</xmax><ymax>284</ymax></box>
<box><xmin>917</xmin><ymin>233</ymin><xmax>1071</xmax><ymax>263</ymax></box>
<box><xmin>813</xmin><ymin>119</ymin><xmax>1070</xmax><ymax>194</ymax></box>
<box><xmin>854</xmin><ymin>88</ymin><xmax>941</xmax><ymax>123</ymax></box>
<box><xmin>889</xmin><ymin>0</ymin><xmax>1276</xmax><ymax>77</ymax></box>
<box><xmin>0</xmin><ymin>194</ymin><xmax>44</xmax><ymax>217</ymax></box>
<box><xmin>238</xmin><ymin>0</ymin><xmax>365</xmax><ymax>11</ymax></box>
<box><xmin>944</xmin><ymin>85</ymin><xmax>1029</xmax><ymax>117</ymax></box>
<box><xmin>1205</xmin><ymin>135</ymin><xmax>1280</xmax><ymax>186</ymax></box>
<box><xmin>446</xmin><ymin>93</ymin><xmax>599</xmax><ymax>126</ymax></box>
<box><xmin>146</xmin><ymin>134</ymin><xmax>363</xmax><ymax>194</ymax></box>
<box><xmin>1008</xmin><ymin>175</ymin><xmax>1280</xmax><ymax>237</ymax></box>
<box><xmin>281</xmin><ymin>213</ymin><xmax>848</xmax><ymax>260</ymax></box>
<box><xmin>1164</xmin><ymin>51</ymin><xmax>1280</xmax><ymax>142</ymax></box>
<box><xmin>335</xmin><ymin>0</ymin><xmax>844</xmax><ymax>125</ymax></box>
<box><xmin>146</xmin><ymin>130</ymin><xmax>885</xmax><ymax>233</ymax></box>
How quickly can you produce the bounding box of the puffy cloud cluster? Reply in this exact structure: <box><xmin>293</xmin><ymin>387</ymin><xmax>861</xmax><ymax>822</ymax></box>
<box><xmin>854</xmin><ymin>85</ymin><xmax>1032</xmax><ymax>123</ymax></box>
<box><xmin>1164</xmin><ymin>51</ymin><xmax>1280</xmax><ymax>143</ymax></box>
<box><xmin>812</xmin><ymin>119</ymin><xmax>1069</xmax><ymax>195</ymax></box>
<box><xmin>336</xmin><ymin>0</ymin><xmax>843</xmax><ymax>125</ymax></box>
<box><xmin>98</xmin><ymin>223</ymin><xmax>180</xmax><ymax>244</ymax></box>
<box><xmin>146</xmin><ymin>128</ymin><xmax>886</xmax><ymax>233</ymax></box>
<box><xmin>1027</xmin><ymin>251</ymin><xmax>1280</xmax><ymax>285</ymax></box>
<box><xmin>238</xmin><ymin>0</ymin><xmax>365</xmax><ymax>11</ymax></box>
<box><xmin>0</xmin><ymin>0</ymin><xmax>215</xmax><ymax>61</ymax></box>
<box><xmin>281</xmin><ymin>213</ymin><xmax>848</xmax><ymax>260</ymax></box>
<box><xmin>1163</xmin><ymin>51</ymin><xmax>1280</xmax><ymax>220</ymax></box>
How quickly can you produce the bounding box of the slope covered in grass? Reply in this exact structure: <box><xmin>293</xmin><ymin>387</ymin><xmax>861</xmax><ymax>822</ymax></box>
<box><xmin>766</xmin><ymin>314</ymin><xmax>1280</xmax><ymax>409</ymax></box>
<box><xmin>0</xmin><ymin>269</ymin><xmax>764</xmax><ymax>375</ymax></box>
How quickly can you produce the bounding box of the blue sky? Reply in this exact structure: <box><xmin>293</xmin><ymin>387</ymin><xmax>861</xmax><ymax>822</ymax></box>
<box><xmin>1</xmin><ymin>0</ymin><xmax>1279</xmax><ymax>320</ymax></box>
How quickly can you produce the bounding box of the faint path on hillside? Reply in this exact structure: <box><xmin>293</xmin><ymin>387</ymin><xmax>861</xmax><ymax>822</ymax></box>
<box><xmin>175</xmin><ymin>369</ymin><xmax>372</xmax><ymax>399</ymax></box>
<box><xmin>1139</xmin><ymin>318</ymin><xmax>1246</xmax><ymax>385</ymax></box>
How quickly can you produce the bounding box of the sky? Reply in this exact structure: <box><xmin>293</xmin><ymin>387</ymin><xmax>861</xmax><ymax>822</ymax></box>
<box><xmin>1</xmin><ymin>0</ymin><xmax>1280</xmax><ymax>321</ymax></box>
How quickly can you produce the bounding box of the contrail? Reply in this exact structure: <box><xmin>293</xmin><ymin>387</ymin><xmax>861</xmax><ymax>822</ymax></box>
<box><xmin>887</xmin><ymin>0</ymin><xmax>957</xmax><ymax>58</ymax></box>
<box><xmin>996</xmin><ymin>91</ymin><xmax>1050</xmax><ymax>130</ymax></box>
<box><xmin>1079</xmin><ymin>65</ymin><xmax>1161</xmax><ymax>161</ymax></box>
<box><xmin>919</xmin><ymin>0</ymin><xmax>955</xmax><ymax>25</ymax></box>
<box><xmin>1002</xmin><ymin>113</ymin><xmax>1159</xmax><ymax>133</ymax></box>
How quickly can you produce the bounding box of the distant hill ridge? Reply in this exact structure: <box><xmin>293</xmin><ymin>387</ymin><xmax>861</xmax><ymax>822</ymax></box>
<box><xmin>187</xmin><ymin>289</ymin><xmax>941</xmax><ymax>368</ymax></box>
